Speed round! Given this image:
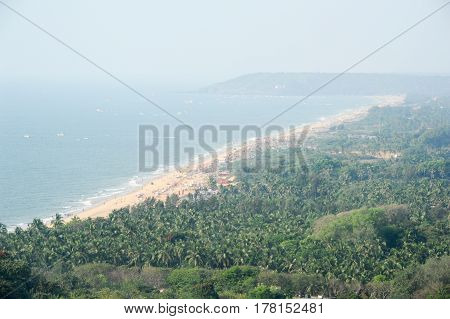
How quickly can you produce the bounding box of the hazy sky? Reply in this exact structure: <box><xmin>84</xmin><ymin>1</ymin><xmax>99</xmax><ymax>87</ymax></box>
<box><xmin>1</xmin><ymin>0</ymin><xmax>449</xmax><ymax>89</ymax></box>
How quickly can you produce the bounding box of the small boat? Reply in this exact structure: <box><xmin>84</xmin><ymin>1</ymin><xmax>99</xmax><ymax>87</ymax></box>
<box><xmin>56</xmin><ymin>132</ymin><xmax>64</xmax><ymax>137</ymax></box>
<box><xmin>23</xmin><ymin>134</ymin><xmax>31</xmax><ymax>138</ymax></box>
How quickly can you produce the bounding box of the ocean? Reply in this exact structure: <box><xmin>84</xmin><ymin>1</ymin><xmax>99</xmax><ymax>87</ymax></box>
<box><xmin>0</xmin><ymin>83</ymin><xmax>377</xmax><ymax>228</ymax></box>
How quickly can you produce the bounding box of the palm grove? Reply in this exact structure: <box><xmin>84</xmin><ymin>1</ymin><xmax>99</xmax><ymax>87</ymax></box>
<box><xmin>1</xmin><ymin>97</ymin><xmax>449</xmax><ymax>298</ymax></box>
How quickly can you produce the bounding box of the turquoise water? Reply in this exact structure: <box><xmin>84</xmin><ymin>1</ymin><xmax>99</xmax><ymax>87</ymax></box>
<box><xmin>0</xmin><ymin>83</ymin><xmax>376</xmax><ymax>227</ymax></box>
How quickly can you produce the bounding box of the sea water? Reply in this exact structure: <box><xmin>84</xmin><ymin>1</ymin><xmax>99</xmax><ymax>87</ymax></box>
<box><xmin>0</xmin><ymin>83</ymin><xmax>377</xmax><ymax>228</ymax></box>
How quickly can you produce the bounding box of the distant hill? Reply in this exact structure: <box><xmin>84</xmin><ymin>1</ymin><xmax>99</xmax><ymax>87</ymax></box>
<box><xmin>198</xmin><ymin>73</ymin><xmax>450</xmax><ymax>96</ymax></box>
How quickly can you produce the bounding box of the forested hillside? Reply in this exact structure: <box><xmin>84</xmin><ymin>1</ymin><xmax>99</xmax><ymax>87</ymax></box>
<box><xmin>1</xmin><ymin>97</ymin><xmax>449</xmax><ymax>299</ymax></box>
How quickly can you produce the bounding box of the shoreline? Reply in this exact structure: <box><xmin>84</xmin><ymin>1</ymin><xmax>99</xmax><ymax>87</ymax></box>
<box><xmin>39</xmin><ymin>95</ymin><xmax>404</xmax><ymax>225</ymax></box>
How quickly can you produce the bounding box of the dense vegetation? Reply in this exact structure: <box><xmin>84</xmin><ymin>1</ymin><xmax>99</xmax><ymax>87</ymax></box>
<box><xmin>1</xmin><ymin>97</ymin><xmax>449</xmax><ymax>298</ymax></box>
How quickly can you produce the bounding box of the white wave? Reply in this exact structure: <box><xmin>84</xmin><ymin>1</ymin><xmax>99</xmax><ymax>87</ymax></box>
<box><xmin>81</xmin><ymin>200</ymin><xmax>92</xmax><ymax>206</ymax></box>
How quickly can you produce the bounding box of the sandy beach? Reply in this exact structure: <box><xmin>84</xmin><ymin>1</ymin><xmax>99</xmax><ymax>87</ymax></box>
<box><xmin>65</xmin><ymin>95</ymin><xmax>405</xmax><ymax>222</ymax></box>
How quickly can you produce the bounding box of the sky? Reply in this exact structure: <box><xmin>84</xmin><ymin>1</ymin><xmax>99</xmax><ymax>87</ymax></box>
<box><xmin>0</xmin><ymin>0</ymin><xmax>449</xmax><ymax>90</ymax></box>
